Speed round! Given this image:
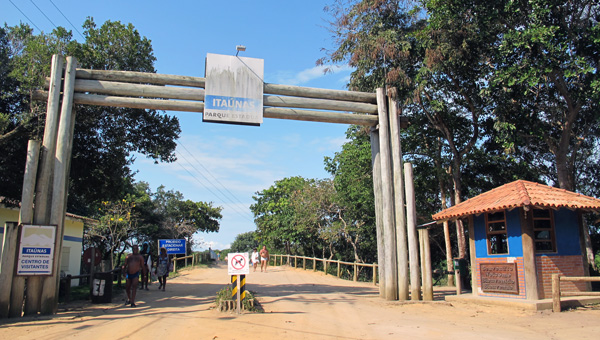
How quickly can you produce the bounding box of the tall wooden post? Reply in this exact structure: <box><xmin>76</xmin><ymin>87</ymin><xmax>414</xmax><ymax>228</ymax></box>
<box><xmin>520</xmin><ymin>208</ymin><xmax>539</xmax><ymax>300</ymax></box>
<box><xmin>19</xmin><ymin>140</ymin><xmax>41</xmax><ymax>225</ymax></box>
<box><xmin>404</xmin><ymin>163</ymin><xmax>421</xmax><ymax>300</ymax></box>
<box><xmin>376</xmin><ymin>88</ymin><xmax>398</xmax><ymax>301</ymax></box>
<box><xmin>443</xmin><ymin>221</ymin><xmax>455</xmax><ymax>286</ymax></box>
<box><xmin>387</xmin><ymin>88</ymin><xmax>408</xmax><ymax>301</ymax></box>
<box><xmin>422</xmin><ymin>228</ymin><xmax>433</xmax><ymax>300</ymax></box>
<box><xmin>25</xmin><ymin>54</ymin><xmax>64</xmax><ymax>316</ymax></box>
<box><xmin>370</xmin><ymin>128</ymin><xmax>386</xmax><ymax>297</ymax></box>
<box><xmin>41</xmin><ymin>56</ymin><xmax>78</xmax><ymax>314</ymax></box>
<box><xmin>0</xmin><ymin>223</ymin><xmax>19</xmax><ymax>318</ymax></box>
<box><xmin>4</xmin><ymin>140</ymin><xmax>41</xmax><ymax>318</ymax></box>
<box><xmin>468</xmin><ymin>216</ymin><xmax>478</xmax><ymax>296</ymax></box>
<box><xmin>419</xmin><ymin>229</ymin><xmax>425</xmax><ymax>291</ymax></box>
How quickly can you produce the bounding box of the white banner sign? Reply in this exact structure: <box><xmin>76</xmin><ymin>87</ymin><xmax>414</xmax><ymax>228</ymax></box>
<box><xmin>204</xmin><ymin>53</ymin><xmax>264</xmax><ymax>126</ymax></box>
<box><xmin>17</xmin><ymin>224</ymin><xmax>57</xmax><ymax>276</ymax></box>
<box><xmin>228</xmin><ymin>252</ymin><xmax>249</xmax><ymax>275</ymax></box>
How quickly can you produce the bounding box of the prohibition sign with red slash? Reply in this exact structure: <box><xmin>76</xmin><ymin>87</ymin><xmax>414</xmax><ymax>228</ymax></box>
<box><xmin>228</xmin><ymin>252</ymin><xmax>249</xmax><ymax>275</ymax></box>
<box><xmin>231</xmin><ymin>255</ymin><xmax>245</xmax><ymax>270</ymax></box>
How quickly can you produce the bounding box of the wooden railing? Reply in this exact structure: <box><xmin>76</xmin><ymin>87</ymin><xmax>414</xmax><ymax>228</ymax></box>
<box><xmin>60</xmin><ymin>268</ymin><xmax>123</xmax><ymax>302</ymax></box>
<box><xmin>552</xmin><ymin>274</ymin><xmax>600</xmax><ymax>312</ymax></box>
<box><xmin>171</xmin><ymin>254</ymin><xmax>200</xmax><ymax>273</ymax></box>
<box><xmin>270</xmin><ymin>254</ymin><xmax>378</xmax><ymax>285</ymax></box>
<box><xmin>60</xmin><ymin>254</ymin><xmax>206</xmax><ymax>302</ymax></box>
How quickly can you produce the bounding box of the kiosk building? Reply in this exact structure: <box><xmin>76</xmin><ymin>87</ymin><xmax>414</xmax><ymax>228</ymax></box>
<box><xmin>432</xmin><ymin>180</ymin><xmax>600</xmax><ymax>301</ymax></box>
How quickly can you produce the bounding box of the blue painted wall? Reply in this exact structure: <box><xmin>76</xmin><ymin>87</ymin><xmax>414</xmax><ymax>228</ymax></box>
<box><xmin>546</xmin><ymin>209</ymin><xmax>581</xmax><ymax>256</ymax></box>
<box><xmin>474</xmin><ymin>209</ymin><xmax>523</xmax><ymax>258</ymax></box>
<box><xmin>473</xmin><ymin>208</ymin><xmax>581</xmax><ymax>258</ymax></box>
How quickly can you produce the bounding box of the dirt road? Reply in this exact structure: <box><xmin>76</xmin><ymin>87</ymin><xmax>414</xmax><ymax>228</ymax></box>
<box><xmin>1</xmin><ymin>263</ymin><xmax>598</xmax><ymax>339</ymax></box>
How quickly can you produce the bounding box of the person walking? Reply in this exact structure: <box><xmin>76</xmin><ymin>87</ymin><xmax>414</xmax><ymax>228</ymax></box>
<box><xmin>140</xmin><ymin>243</ymin><xmax>151</xmax><ymax>290</ymax></box>
<box><xmin>251</xmin><ymin>248</ymin><xmax>259</xmax><ymax>272</ymax></box>
<box><xmin>259</xmin><ymin>246</ymin><xmax>269</xmax><ymax>272</ymax></box>
<box><xmin>156</xmin><ymin>247</ymin><xmax>169</xmax><ymax>291</ymax></box>
<box><xmin>122</xmin><ymin>245</ymin><xmax>146</xmax><ymax>307</ymax></box>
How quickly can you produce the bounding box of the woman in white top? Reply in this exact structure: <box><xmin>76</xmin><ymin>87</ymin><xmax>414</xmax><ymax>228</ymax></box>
<box><xmin>251</xmin><ymin>248</ymin><xmax>259</xmax><ymax>272</ymax></box>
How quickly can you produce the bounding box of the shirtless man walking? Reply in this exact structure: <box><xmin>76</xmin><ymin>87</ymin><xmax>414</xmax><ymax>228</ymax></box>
<box><xmin>122</xmin><ymin>245</ymin><xmax>146</xmax><ymax>307</ymax></box>
<box><xmin>259</xmin><ymin>246</ymin><xmax>269</xmax><ymax>273</ymax></box>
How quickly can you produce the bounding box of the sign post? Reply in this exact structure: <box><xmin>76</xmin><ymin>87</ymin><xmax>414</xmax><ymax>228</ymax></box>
<box><xmin>228</xmin><ymin>252</ymin><xmax>249</xmax><ymax>314</ymax></box>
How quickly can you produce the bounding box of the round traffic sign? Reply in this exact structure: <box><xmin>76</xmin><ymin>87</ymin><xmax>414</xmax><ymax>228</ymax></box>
<box><xmin>231</xmin><ymin>254</ymin><xmax>246</xmax><ymax>270</ymax></box>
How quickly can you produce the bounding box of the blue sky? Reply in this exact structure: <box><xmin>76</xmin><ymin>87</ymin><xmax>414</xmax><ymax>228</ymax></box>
<box><xmin>3</xmin><ymin>1</ymin><xmax>354</xmax><ymax>251</ymax></box>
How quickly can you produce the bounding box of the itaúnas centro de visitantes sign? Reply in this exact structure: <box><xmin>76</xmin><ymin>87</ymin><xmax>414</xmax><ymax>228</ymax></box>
<box><xmin>17</xmin><ymin>224</ymin><xmax>57</xmax><ymax>275</ymax></box>
<box><xmin>204</xmin><ymin>53</ymin><xmax>264</xmax><ymax>126</ymax></box>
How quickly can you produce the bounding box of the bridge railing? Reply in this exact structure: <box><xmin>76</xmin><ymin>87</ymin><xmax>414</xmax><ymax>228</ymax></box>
<box><xmin>270</xmin><ymin>254</ymin><xmax>377</xmax><ymax>285</ymax></box>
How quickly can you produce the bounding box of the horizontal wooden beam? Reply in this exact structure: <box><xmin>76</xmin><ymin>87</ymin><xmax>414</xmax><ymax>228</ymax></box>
<box><xmin>48</xmin><ymin>79</ymin><xmax>378</xmax><ymax>114</ymax></box>
<box><xmin>264</xmin><ymin>83</ymin><xmax>376</xmax><ymax>103</ymax></box>
<box><xmin>263</xmin><ymin>107</ymin><xmax>377</xmax><ymax>126</ymax></box>
<box><xmin>33</xmin><ymin>90</ymin><xmax>204</xmax><ymax>113</ymax></box>
<box><xmin>32</xmin><ymin>90</ymin><xmax>379</xmax><ymax>126</ymax></box>
<box><xmin>76</xmin><ymin>69</ymin><xmax>205</xmax><ymax>88</ymax></box>
<box><xmin>263</xmin><ymin>95</ymin><xmax>377</xmax><ymax>114</ymax></box>
<box><xmin>74</xmin><ymin>68</ymin><xmax>376</xmax><ymax>103</ymax></box>
<box><xmin>74</xmin><ymin>79</ymin><xmax>204</xmax><ymax>101</ymax></box>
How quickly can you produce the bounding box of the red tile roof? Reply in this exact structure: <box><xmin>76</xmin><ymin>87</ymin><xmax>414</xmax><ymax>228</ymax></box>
<box><xmin>432</xmin><ymin>180</ymin><xmax>600</xmax><ymax>222</ymax></box>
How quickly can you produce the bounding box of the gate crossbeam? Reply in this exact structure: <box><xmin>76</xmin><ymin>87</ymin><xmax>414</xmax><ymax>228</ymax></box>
<box><xmin>33</xmin><ymin>68</ymin><xmax>402</xmax><ymax>126</ymax></box>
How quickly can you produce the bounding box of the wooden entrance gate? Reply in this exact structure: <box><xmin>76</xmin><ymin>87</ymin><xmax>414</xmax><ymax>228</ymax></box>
<box><xmin>0</xmin><ymin>54</ymin><xmax>432</xmax><ymax>317</ymax></box>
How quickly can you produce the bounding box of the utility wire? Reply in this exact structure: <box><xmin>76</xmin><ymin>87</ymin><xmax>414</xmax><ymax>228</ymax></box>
<box><xmin>174</xmin><ymin>150</ymin><xmax>255</xmax><ymax>223</ymax></box>
<box><xmin>29</xmin><ymin>0</ymin><xmax>58</xmax><ymax>29</ymax></box>
<box><xmin>177</xmin><ymin>141</ymin><xmax>251</xmax><ymax>211</ymax></box>
<box><xmin>48</xmin><ymin>0</ymin><xmax>85</xmax><ymax>40</ymax></box>
<box><xmin>175</xmin><ymin>148</ymin><xmax>254</xmax><ymax>221</ymax></box>
<box><xmin>8</xmin><ymin>0</ymin><xmax>42</xmax><ymax>31</ymax></box>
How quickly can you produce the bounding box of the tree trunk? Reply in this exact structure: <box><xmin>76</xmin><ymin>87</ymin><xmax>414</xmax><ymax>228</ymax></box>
<box><xmin>554</xmin><ymin>137</ymin><xmax>594</xmax><ymax>269</ymax></box>
<box><xmin>437</xmin><ymin>156</ymin><xmax>455</xmax><ymax>286</ymax></box>
<box><xmin>451</xmin><ymin>159</ymin><xmax>467</xmax><ymax>259</ymax></box>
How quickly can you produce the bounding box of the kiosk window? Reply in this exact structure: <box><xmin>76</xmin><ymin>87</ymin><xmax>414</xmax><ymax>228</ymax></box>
<box><xmin>533</xmin><ymin>209</ymin><xmax>556</xmax><ymax>252</ymax></box>
<box><xmin>486</xmin><ymin>210</ymin><xmax>508</xmax><ymax>254</ymax></box>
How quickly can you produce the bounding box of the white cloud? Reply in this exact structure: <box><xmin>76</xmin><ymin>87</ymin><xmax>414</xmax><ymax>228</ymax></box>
<box><xmin>307</xmin><ymin>135</ymin><xmax>347</xmax><ymax>153</ymax></box>
<box><xmin>273</xmin><ymin>64</ymin><xmax>352</xmax><ymax>86</ymax></box>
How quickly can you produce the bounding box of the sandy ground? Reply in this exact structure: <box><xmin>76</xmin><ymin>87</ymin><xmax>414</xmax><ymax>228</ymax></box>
<box><xmin>0</xmin><ymin>263</ymin><xmax>598</xmax><ymax>340</ymax></box>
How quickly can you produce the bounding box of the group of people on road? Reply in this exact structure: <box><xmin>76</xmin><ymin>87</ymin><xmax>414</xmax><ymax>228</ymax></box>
<box><xmin>122</xmin><ymin>244</ymin><xmax>171</xmax><ymax>308</ymax></box>
<box><xmin>124</xmin><ymin>244</ymin><xmax>270</xmax><ymax>307</ymax></box>
<box><xmin>251</xmin><ymin>246</ymin><xmax>269</xmax><ymax>272</ymax></box>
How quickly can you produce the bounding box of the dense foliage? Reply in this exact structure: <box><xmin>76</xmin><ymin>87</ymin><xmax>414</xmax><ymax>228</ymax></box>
<box><xmin>230</xmin><ymin>231</ymin><xmax>259</xmax><ymax>253</ymax></box>
<box><xmin>251</xmin><ymin>0</ymin><xmax>600</xmax><ymax>269</ymax></box>
<box><xmin>0</xmin><ymin>19</ymin><xmax>180</xmax><ymax>216</ymax></box>
<box><xmin>0</xmin><ymin>19</ymin><xmax>220</xmax><ymax>267</ymax></box>
<box><xmin>85</xmin><ymin>182</ymin><xmax>222</xmax><ymax>268</ymax></box>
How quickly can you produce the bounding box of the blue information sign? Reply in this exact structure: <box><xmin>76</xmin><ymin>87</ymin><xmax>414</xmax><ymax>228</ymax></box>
<box><xmin>158</xmin><ymin>239</ymin><xmax>186</xmax><ymax>254</ymax></box>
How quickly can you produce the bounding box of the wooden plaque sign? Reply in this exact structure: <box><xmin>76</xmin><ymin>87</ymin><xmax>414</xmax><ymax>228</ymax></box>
<box><xmin>480</xmin><ymin>263</ymin><xmax>519</xmax><ymax>294</ymax></box>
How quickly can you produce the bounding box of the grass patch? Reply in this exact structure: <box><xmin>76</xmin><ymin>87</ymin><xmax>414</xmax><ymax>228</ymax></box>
<box><xmin>215</xmin><ymin>286</ymin><xmax>261</xmax><ymax>312</ymax></box>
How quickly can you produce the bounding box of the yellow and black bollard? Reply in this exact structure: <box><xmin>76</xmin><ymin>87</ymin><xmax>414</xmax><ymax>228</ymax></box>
<box><xmin>231</xmin><ymin>275</ymin><xmax>246</xmax><ymax>301</ymax></box>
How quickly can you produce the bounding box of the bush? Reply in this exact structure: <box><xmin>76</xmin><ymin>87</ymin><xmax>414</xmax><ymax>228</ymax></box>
<box><xmin>215</xmin><ymin>286</ymin><xmax>260</xmax><ymax>312</ymax></box>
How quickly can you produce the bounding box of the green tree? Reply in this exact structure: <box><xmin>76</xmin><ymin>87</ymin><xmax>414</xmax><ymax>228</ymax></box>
<box><xmin>86</xmin><ymin>198</ymin><xmax>138</xmax><ymax>270</ymax></box>
<box><xmin>230</xmin><ymin>231</ymin><xmax>259</xmax><ymax>253</ymax></box>
<box><xmin>324</xmin><ymin>126</ymin><xmax>378</xmax><ymax>263</ymax></box>
<box><xmin>322</xmin><ymin>0</ymin><xmax>500</xmax><ymax>257</ymax></box>
<box><xmin>490</xmin><ymin>0</ymin><xmax>600</xmax><ymax>193</ymax></box>
<box><xmin>251</xmin><ymin>176</ymin><xmax>310</xmax><ymax>254</ymax></box>
<box><xmin>150</xmin><ymin>185</ymin><xmax>222</xmax><ymax>252</ymax></box>
<box><xmin>0</xmin><ymin>19</ymin><xmax>181</xmax><ymax>215</ymax></box>
<box><xmin>290</xmin><ymin>179</ymin><xmax>340</xmax><ymax>259</ymax></box>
